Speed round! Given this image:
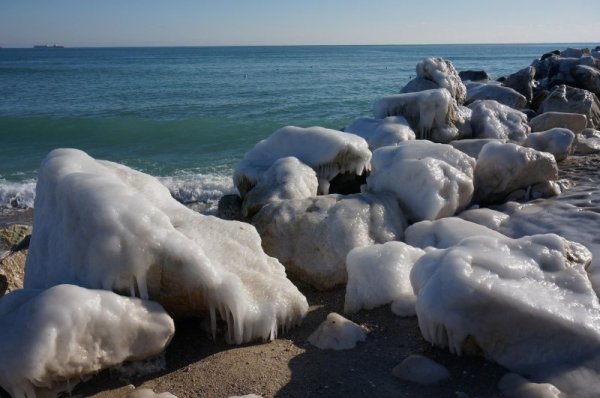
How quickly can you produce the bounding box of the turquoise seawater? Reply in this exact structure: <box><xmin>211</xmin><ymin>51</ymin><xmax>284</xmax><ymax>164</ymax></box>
<box><xmin>0</xmin><ymin>44</ymin><xmax>594</xmax><ymax>208</ymax></box>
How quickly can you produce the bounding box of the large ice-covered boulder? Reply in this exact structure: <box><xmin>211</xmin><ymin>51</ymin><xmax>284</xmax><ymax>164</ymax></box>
<box><xmin>465</xmin><ymin>81</ymin><xmax>527</xmax><ymax>110</ymax></box>
<box><xmin>410</xmin><ymin>234</ymin><xmax>599</xmax><ymax>396</ymax></box>
<box><xmin>474</xmin><ymin>142</ymin><xmax>558</xmax><ymax>204</ymax></box>
<box><xmin>538</xmin><ymin>85</ymin><xmax>600</xmax><ymax>129</ymax></box>
<box><xmin>344</xmin><ymin>116</ymin><xmax>415</xmax><ymax>150</ymax></box>
<box><xmin>373</xmin><ymin>89</ymin><xmax>462</xmax><ymax>143</ymax></box>
<box><xmin>344</xmin><ymin>241</ymin><xmax>425</xmax><ymax>316</ymax></box>
<box><xmin>401</xmin><ymin>57</ymin><xmax>467</xmax><ymax>104</ymax></box>
<box><xmin>233</xmin><ymin>126</ymin><xmax>371</xmax><ymax>196</ymax></box>
<box><xmin>468</xmin><ymin>100</ymin><xmax>530</xmax><ymax>142</ymax></box>
<box><xmin>529</xmin><ymin>111</ymin><xmax>588</xmax><ymax>135</ymax></box>
<box><xmin>523</xmin><ymin>128</ymin><xmax>575</xmax><ymax>161</ymax></box>
<box><xmin>25</xmin><ymin>149</ymin><xmax>308</xmax><ymax>344</ymax></box>
<box><xmin>241</xmin><ymin>156</ymin><xmax>318</xmax><ymax>219</ymax></box>
<box><xmin>449</xmin><ymin>138</ymin><xmax>502</xmax><ymax>159</ymax></box>
<box><xmin>0</xmin><ymin>284</ymin><xmax>175</xmax><ymax>398</ymax></box>
<box><xmin>365</xmin><ymin>141</ymin><xmax>475</xmax><ymax>222</ymax></box>
<box><xmin>253</xmin><ymin>192</ymin><xmax>406</xmax><ymax>290</ymax></box>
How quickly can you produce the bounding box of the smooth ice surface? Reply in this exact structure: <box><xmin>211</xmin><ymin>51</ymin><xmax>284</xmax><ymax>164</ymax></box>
<box><xmin>344</xmin><ymin>241</ymin><xmax>425</xmax><ymax>315</ymax></box>
<box><xmin>529</xmin><ymin>112</ymin><xmax>588</xmax><ymax>135</ymax></box>
<box><xmin>25</xmin><ymin>149</ymin><xmax>308</xmax><ymax>344</ymax></box>
<box><xmin>253</xmin><ymin>192</ymin><xmax>406</xmax><ymax>290</ymax></box>
<box><xmin>366</xmin><ymin>141</ymin><xmax>475</xmax><ymax>221</ymax></box>
<box><xmin>401</xmin><ymin>57</ymin><xmax>466</xmax><ymax>105</ymax></box>
<box><xmin>464</xmin><ymin>81</ymin><xmax>527</xmax><ymax>109</ymax></box>
<box><xmin>241</xmin><ymin>156</ymin><xmax>318</xmax><ymax>218</ymax></box>
<box><xmin>392</xmin><ymin>355</ymin><xmax>451</xmax><ymax>385</ymax></box>
<box><xmin>449</xmin><ymin>138</ymin><xmax>502</xmax><ymax>159</ymax></box>
<box><xmin>344</xmin><ymin>116</ymin><xmax>415</xmax><ymax>150</ymax></box>
<box><xmin>523</xmin><ymin>128</ymin><xmax>575</xmax><ymax>161</ymax></box>
<box><xmin>233</xmin><ymin>126</ymin><xmax>371</xmax><ymax>196</ymax></box>
<box><xmin>0</xmin><ymin>284</ymin><xmax>175</xmax><ymax>398</ymax></box>
<box><xmin>308</xmin><ymin>312</ymin><xmax>368</xmax><ymax>350</ymax></box>
<box><xmin>469</xmin><ymin>100</ymin><xmax>530</xmax><ymax>142</ymax></box>
<box><xmin>498</xmin><ymin>373</ymin><xmax>563</xmax><ymax>398</ymax></box>
<box><xmin>405</xmin><ymin>217</ymin><xmax>507</xmax><ymax>249</ymax></box>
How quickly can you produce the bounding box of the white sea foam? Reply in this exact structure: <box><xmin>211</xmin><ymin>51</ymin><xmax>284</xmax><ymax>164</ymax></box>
<box><xmin>0</xmin><ymin>179</ymin><xmax>36</xmax><ymax>209</ymax></box>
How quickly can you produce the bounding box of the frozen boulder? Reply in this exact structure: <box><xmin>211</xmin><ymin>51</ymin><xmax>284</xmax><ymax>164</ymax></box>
<box><xmin>344</xmin><ymin>116</ymin><xmax>415</xmax><ymax>150</ymax></box>
<box><xmin>498</xmin><ymin>373</ymin><xmax>563</xmax><ymax>398</ymax></box>
<box><xmin>373</xmin><ymin>89</ymin><xmax>461</xmax><ymax>143</ymax></box>
<box><xmin>465</xmin><ymin>81</ymin><xmax>527</xmax><ymax>110</ymax></box>
<box><xmin>573</xmin><ymin>65</ymin><xmax>600</xmax><ymax>98</ymax></box>
<box><xmin>253</xmin><ymin>192</ymin><xmax>406</xmax><ymax>290</ymax></box>
<box><xmin>401</xmin><ymin>57</ymin><xmax>467</xmax><ymax>104</ymax></box>
<box><xmin>308</xmin><ymin>312</ymin><xmax>368</xmax><ymax>350</ymax></box>
<box><xmin>538</xmin><ymin>85</ymin><xmax>600</xmax><ymax>129</ymax></box>
<box><xmin>575</xmin><ymin>128</ymin><xmax>600</xmax><ymax>154</ymax></box>
<box><xmin>0</xmin><ymin>284</ymin><xmax>175</xmax><ymax>398</ymax></box>
<box><xmin>392</xmin><ymin>355</ymin><xmax>451</xmax><ymax>385</ymax></box>
<box><xmin>241</xmin><ymin>156</ymin><xmax>318</xmax><ymax>219</ymax></box>
<box><xmin>455</xmin><ymin>105</ymin><xmax>473</xmax><ymax>138</ymax></box>
<box><xmin>529</xmin><ymin>112</ymin><xmax>588</xmax><ymax>135</ymax></box>
<box><xmin>25</xmin><ymin>149</ymin><xmax>308</xmax><ymax>344</ymax></box>
<box><xmin>561</xmin><ymin>47</ymin><xmax>591</xmax><ymax>58</ymax></box>
<box><xmin>501</xmin><ymin>66</ymin><xmax>537</xmax><ymax>104</ymax></box>
<box><xmin>523</xmin><ymin>128</ymin><xmax>575</xmax><ymax>161</ymax></box>
<box><xmin>449</xmin><ymin>138</ymin><xmax>502</xmax><ymax>159</ymax></box>
<box><xmin>458</xmin><ymin>70</ymin><xmax>491</xmax><ymax>82</ymax></box>
<box><xmin>344</xmin><ymin>241</ymin><xmax>425</xmax><ymax>316</ymax></box>
<box><xmin>365</xmin><ymin>141</ymin><xmax>475</xmax><ymax>222</ymax></box>
<box><xmin>233</xmin><ymin>126</ymin><xmax>371</xmax><ymax>196</ymax></box>
<box><xmin>469</xmin><ymin>100</ymin><xmax>530</xmax><ymax>142</ymax></box>
<box><xmin>474</xmin><ymin>142</ymin><xmax>558</xmax><ymax>204</ymax></box>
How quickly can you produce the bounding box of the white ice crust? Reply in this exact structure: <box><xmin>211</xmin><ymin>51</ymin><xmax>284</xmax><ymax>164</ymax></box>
<box><xmin>344</xmin><ymin>116</ymin><xmax>416</xmax><ymax>150</ymax></box>
<box><xmin>405</xmin><ymin>217</ymin><xmax>507</xmax><ymax>249</ymax></box>
<box><xmin>233</xmin><ymin>126</ymin><xmax>371</xmax><ymax>195</ymax></box>
<box><xmin>25</xmin><ymin>149</ymin><xmax>308</xmax><ymax>344</ymax></box>
<box><xmin>392</xmin><ymin>355</ymin><xmax>451</xmax><ymax>385</ymax></box>
<box><xmin>498</xmin><ymin>373</ymin><xmax>563</xmax><ymax>398</ymax></box>
<box><xmin>401</xmin><ymin>57</ymin><xmax>467</xmax><ymax>105</ymax></box>
<box><xmin>344</xmin><ymin>241</ymin><xmax>425</xmax><ymax>316</ymax></box>
<box><xmin>308</xmin><ymin>312</ymin><xmax>368</xmax><ymax>350</ymax></box>
<box><xmin>523</xmin><ymin>128</ymin><xmax>575</xmax><ymax>161</ymax></box>
<box><xmin>366</xmin><ymin>141</ymin><xmax>475</xmax><ymax>222</ymax></box>
<box><xmin>469</xmin><ymin>100</ymin><xmax>530</xmax><ymax>142</ymax></box>
<box><xmin>127</xmin><ymin>389</ymin><xmax>179</xmax><ymax>398</ymax></box>
<box><xmin>0</xmin><ymin>284</ymin><xmax>175</xmax><ymax>398</ymax></box>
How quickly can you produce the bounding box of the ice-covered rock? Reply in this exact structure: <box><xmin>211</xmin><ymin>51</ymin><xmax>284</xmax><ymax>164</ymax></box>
<box><xmin>241</xmin><ymin>156</ymin><xmax>318</xmax><ymax>219</ymax></box>
<box><xmin>344</xmin><ymin>241</ymin><xmax>425</xmax><ymax>316</ymax></box>
<box><xmin>501</xmin><ymin>66</ymin><xmax>537</xmax><ymax>104</ymax></box>
<box><xmin>498</xmin><ymin>373</ymin><xmax>563</xmax><ymax>398</ymax></box>
<box><xmin>373</xmin><ymin>89</ymin><xmax>461</xmax><ymax>143</ymax></box>
<box><xmin>455</xmin><ymin>105</ymin><xmax>473</xmax><ymax>138</ymax></box>
<box><xmin>344</xmin><ymin>116</ymin><xmax>415</xmax><ymax>150</ymax></box>
<box><xmin>468</xmin><ymin>100</ymin><xmax>530</xmax><ymax>142</ymax></box>
<box><xmin>405</xmin><ymin>217</ymin><xmax>507</xmax><ymax>250</ymax></box>
<box><xmin>233</xmin><ymin>126</ymin><xmax>371</xmax><ymax>196</ymax></box>
<box><xmin>458</xmin><ymin>70</ymin><xmax>491</xmax><ymax>82</ymax></box>
<box><xmin>573</xmin><ymin>65</ymin><xmax>600</xmax><ymax>98</ymax></box>
<box><xmin>474</xmin><ymin>141</ymin><xmax>558</xmax><ymax>203</ymax></box>
<box><xmin>529</xmin><ymin>112</ymin><xmax>588</xmax><ymax>135</ymax></box>
<box><xmin>575</xmin><ymin>128</ymin><xmax>600</xmax><ymax>154</ymax></box>
<box><xmin>253</xmin><ymin>192</ymin><xmax>406</xmax><ymax>290</ymax></box>
<box><xmin>25</xmin><ymin>149</ymin><xmax>308</xmax><ymax>344</ymax></box>
<box><xmin>401</xmin><ymin>57</ymin><xmax>467</xmax><ymax>104</ymax></box>
<box><xmin>538</xmin><ymin>85</ymin><xmax>600</xmax><ymax>129</ymax></box>
<box><xmin>464</xmin><ymin>81</ymin><xmax>527</xmax><ymax>110</ymax></box>
<box><xmin>523</xmin><ymin>128</ymin><xmax>575</xmax><ymax>161</ymax></box>
<box><xmin>308</xmin><ymin>312</ymin><xmax>368</xmax><ymax>350</ymax></box>
<box><xmin>0</xmin><ymin>284</ymin><xmax>175</xmax><ymax>398</ymax></box>
<box><xmin>392</xmin><ymin>355</ymin><xmax>451</xmax><ymax>385</ymax></box>
<box><xmin>449</xmin><ymin>138</ymin><xmax>502</xmax><ymax>159</ymax></box>
<box><xmin>365</xmin><ymin>141</ymin><xmax>475</xmax><ymax>222</ymax></box>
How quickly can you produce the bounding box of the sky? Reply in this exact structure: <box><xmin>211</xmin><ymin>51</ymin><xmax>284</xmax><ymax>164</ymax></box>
<box><xmin>1</xmin><ymin>0</ymin><xmax>599</xmax><ymax>47</ymax></box>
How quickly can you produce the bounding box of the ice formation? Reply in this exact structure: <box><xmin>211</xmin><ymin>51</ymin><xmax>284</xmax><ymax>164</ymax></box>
<box><xmin>344</xmin><ymin>116</ymin><xmax>415</xmax><ymax>150</ymax></box>
<box><xmin>307</xmin><ymin>312</ymin><xmax>368</xmax><ymax>350</ymax></box>
<box><xmin>523</xmin><ymin>128</ymin><xmax>575</xmax><ymax>161</ymax></box>
<box><xmin>529</xmin><ymin>112</ymin><xmax>588</xmax><ymax>135</ymax></box>
<box><xmin>373</xmin><ymin>89</ymin><xmax>461</xmax><ymax>143</ymax></box>
<box><xmin>126</xmin><ymin>389</ymin><xmax>178</xmax><ymax>398</ymax></box>
<box><xmin>253</xmin><ymin>192</ymin><xmax>406</xmax><ymax>290</ymax></box>
<box><xmin>468</xmin><ymin>99</ymin><xmax>530</xmax><ymax>142</ymax></box>
<box><xmin>392</xmin><ymin>355</ymin><xmax>451</xmax><ymax>385</ymax></box>
<box><xmin>401</xmin><ymin>57</ymin><xmax>467</xmax><ymax>105</ymax></box>
<box><xmin>233</xmin><ymin>126</ymin><xmax>371</xmax><ymax>196</ymax></box>
<box><xmin>344</xmin><ymin>241</ymin><xmax>425</xmax><ymax>316</ymax></box>
<box><xmin>0</xmin><ymin>284</ymin><xmax>175</xmax><ymax>398</ymax></box>
<box><xmin>365</xmin><ymin>141</ymin><xmax>475</xmax><ymax>221</ymax></box>
<box><xmin>25</xmin><ymin>149</ymin><xmax>308</xmax><ymax>344</ymax></box>
<box><xmin>241</xmin><ymin>156</ymin><xmax>318</xmax><ymax>218</ymax></box>
<box><xmin>405</xmin><ymin>217</ymin><xmax>507</xmax><ymax>249</ymax></box>
<box><xmin>575</xmin><ymin>128</ymin><xmax>600</xmax><ymax>154</ymax></box>
<box><xmin>539</xmin><ymin>85</ymin><xmax>600</xmax><ymax>129</ymax></box>
<box><xmin>449</xmin><ymin>138</ymin><xmax>502</xmax><ymax>159</ymax></box>
<box><xmin>498</xmin><ymin>373</ymin><xmax>563</xmax><ymax>398</ymax></box>
<box><xmin>474</xmin><ymin>141</ymin><xmax>558</xmax><ymax>203</ymax></box>
<box><xmin>464</xmin><ymin>80</ymin><xmax>527</xmax><ymax>109</ymax></box>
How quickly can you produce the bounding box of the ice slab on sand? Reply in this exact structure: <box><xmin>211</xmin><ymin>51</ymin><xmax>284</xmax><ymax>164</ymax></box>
<box><xmin>392</xmin><ymin>355</ymin><xmax>451</xmax><ymax>385</ymax></box>
<box><xmin>308</xmin><ymin>312</ymin><xmax>368</xmax><ymax>350</ymax></box>
<box><xmin>344</xmin><ymin>116</ymin><xmax>415</xmax><ymax>150</ymax></box>
<box><xmin>498</xmin><ymin>373</ymin><xmax>563</xmax><ymax>398</ymax></box>
<box><xmin>0</xmin><ymin>284</ymin><xmax>174</xmax><ymax>398</ymax></box>
<box><xmin>126</xmin><ymin>389</ymin><xmax>179</xmax><ymax>398</ymax></box>
<box><xmin>25</xmin><ymin>149</ymin><xmax>308</xmax><ymax>344</ymax></box>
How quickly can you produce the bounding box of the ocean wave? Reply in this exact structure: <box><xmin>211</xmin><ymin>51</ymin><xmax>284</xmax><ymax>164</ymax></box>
<box><xmin>0</xmin><ymin>179</ymin><xmax>36</xmax><ymax>209</ymax></box>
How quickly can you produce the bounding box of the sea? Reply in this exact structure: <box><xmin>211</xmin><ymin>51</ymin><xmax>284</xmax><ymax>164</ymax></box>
<box><xmin>0</xmin><ymin>43</ymin><xmax>595</xmax><ymax>216</ymax></box>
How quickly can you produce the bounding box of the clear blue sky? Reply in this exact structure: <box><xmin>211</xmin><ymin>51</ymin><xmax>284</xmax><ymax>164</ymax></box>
<box><xmin>1</xmin><ymin>0</ymin><xmax>599</xmax><ymax>47</ymax></box>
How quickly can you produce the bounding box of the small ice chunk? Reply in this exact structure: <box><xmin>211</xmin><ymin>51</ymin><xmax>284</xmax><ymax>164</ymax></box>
<box><xmin>523</xmin><ymin>128</ymin><xmax>575</xmax><ymax>161</ymax></box>
<box><xmin>126</xmin><ymin>389</ymin><xmax>179</xmax><ymax>398</ymax></box>
<box><xmin>405</xmin><ymin>217</ymin><xmax>507</xmax><ymax>249</ymax></box>
<box><xmin>344</xmin><ymin>241</ymin><xmax>425</xmax><ymax>315</ymax></box>
<box><xmin>498</xmin><ymin>373</ymin><xmax>563</xmax><ymax>398</ymax></box>
<box><xmin>469</xmin><ymin>100</ymin><xmax>530</xmax><ymax>142</ymax></box>
<box><xmin>574</xmin><ymin>128</ymin><xmax>600</xmax><ymax>155</ymax></box>
<box><xmin>392</xmin><ymin>355</ymin><xmax>451</xmax><ymax>385</ymax></box>
<box><xmin>344</xmin><ymin>116</ymin><xmax>416</xmax><ymax>150</ymax></box>
<box><xmin>308</xmin><ymin>312</ymin><xmax>368</xmax><ymax>350</ymax></box>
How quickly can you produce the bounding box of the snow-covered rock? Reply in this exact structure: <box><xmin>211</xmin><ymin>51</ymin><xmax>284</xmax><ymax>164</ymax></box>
<box><xmin>392</xmin><ymin>355</ymin><xmax>451</xmax><ymax>385</ymax></box>
<box><xmin>344</xmin><ymin>241</ymin><xmax>425</xmax><ymax>316</ymax></box>
<box><xmin>529</xmin><ymin>112</ymin><xmax>588</xmax><ymax>135</ymax></box>
<box><xmin>0</xmin><ymin>284</ymin><xmax>175</xmax><ymax>398</ymax></box>
<box><xmin>474</xmin><ymin>142</ymin><xmax>558</xmax><ymax>204</ymax></box>
<box><xmin>575</xmin><ymin>128</ymin><xmax>600</xmax><ymax>154</ymax></box>
<box><xmin>308</xmin><ymin>312</ymin><xmax>368</xmax><ymax>350</ymax></box>
<box><xmin>233</xmin><ymin>126</ymin><xmax>371</xmax><ymax>196</ymax></box>
<box><xmin>253</xmin><ymin>192</ymin><xmax>406</xmax><ymax>290</ymax></box>
<box><xmin>241</xmin><ymin>156</ymin><xmax>318</xmax><ymax>219</ymax></box>
<box><xmin>523</xmin><ymin>128</ymin><xmax>575</xmax><ymax>161</ymax></box>
<box><xmin>469</xmin><ymin>100</ymin><xmax>530</xmax><ymax>142</ymax></box>
<box><xmin>344</xmin><ymin>116</ymin><xmax>415</xmax><ymax>150</ymax></box>
<box><xmin>465</xmin><ymin>81</ymin><xmax>527</xmax><ymax>110</ymax></box>
<box><xmin>25</xmin><ymin>149</ymin><xmax>308</xmax><ymax>344</ymax></box>
<box><xmin>401</xmin><ymin>57</ymin><xmax>467</xmax><ymax>105</ymax></box>
<box><xmin>373</xmin><ymin>89</ymin><xmax>461</xmax><ymax>143</ymax></box>
<box><xmin>449</xmin><ymin>138</ymin><xmax>502</xmax><ymax>159</ymax></box>
<box><xmin>538</xmin><ymin>85</ymin><xmax>600</xmax><ymax>129</ymax></box>
<box><xmin>365</xmin><ymin>141</ymin><xmax>475</xmax><ymax>222</ymax></box>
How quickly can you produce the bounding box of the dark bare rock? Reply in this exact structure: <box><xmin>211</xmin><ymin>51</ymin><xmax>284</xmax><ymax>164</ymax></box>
<box><xmin>538</xmin><ymin>85</ymin><xmax>600</xmax><ymax>129</ymax></box>
<box><xmin>459</xmin><ymin>70</ymin><xmax>491</xmax><ymax>82</ymax></box>
<box><xmin>217</xmin><ymin>194</ymin><xmax>244</xmax><ymax>221</ymax></box>
<box><xmin>502</xmin><ymin>66</ymin><xmax>537</xmax><ymax>103</ymax></box>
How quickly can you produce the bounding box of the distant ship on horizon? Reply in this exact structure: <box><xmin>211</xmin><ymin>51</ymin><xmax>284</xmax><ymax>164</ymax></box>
<box><xmin>33</xmin><ymin>44</ymin><xmax>65</xmax><ymax>48</ymax></box>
